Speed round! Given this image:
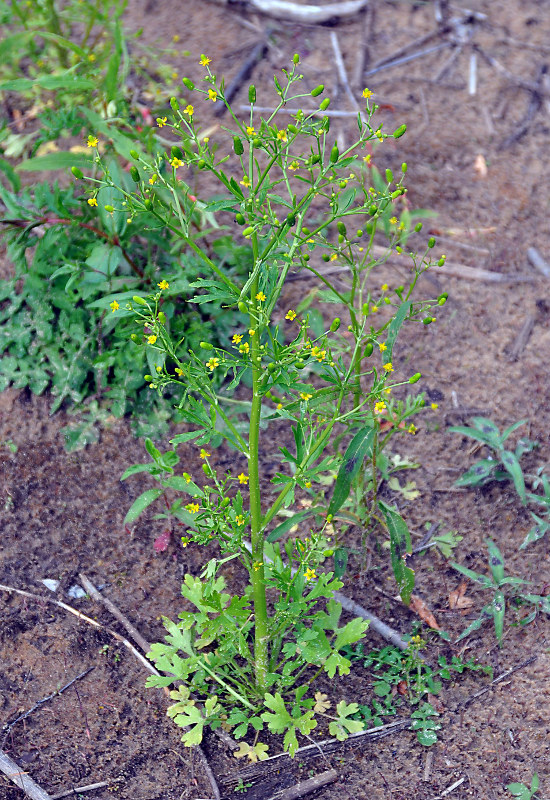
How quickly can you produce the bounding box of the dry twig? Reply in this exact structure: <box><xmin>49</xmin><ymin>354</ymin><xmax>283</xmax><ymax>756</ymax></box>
<box><xmin>50</xmin><ymin>779</ymin><xmax>123</xmax><ymax>799</ymax></box>
<box><xmin>0</xmin><ymin>748</ymin><xmax>54</xmax><ymax>800</ymax></box>
<box><xmin>247</xmin><ymin>0</ymin><xmax>368</xmax><ymax>24</ymax></box>
<box><xmin>267</xmin><ymin>769</ymin><xmax>338</xmax><ymax>800</ymax></box>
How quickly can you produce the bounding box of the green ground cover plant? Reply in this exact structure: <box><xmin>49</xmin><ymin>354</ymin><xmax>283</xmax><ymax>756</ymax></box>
<box><xmin>451</xmin><ymin>417</ymin><xmax>550</xmax><ymax>548</ymax></box>
<box><xmin>80</xmin><ymin>54</ymin><xmax>448</xmax><ymax>757</ymax></box>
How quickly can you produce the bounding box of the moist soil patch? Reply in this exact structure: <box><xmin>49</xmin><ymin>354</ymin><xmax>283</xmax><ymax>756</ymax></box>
<box><xmin>1</xmin><ymin>1</ymin><xmax>549</xmax><ymax>798</ymax></box>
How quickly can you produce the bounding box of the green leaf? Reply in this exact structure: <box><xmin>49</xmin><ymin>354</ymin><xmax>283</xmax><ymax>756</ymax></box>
<box><xmin>492</xmin><ymin>589</ymin><xmax>505</xmax><ymax>644</ymax></box>
<box><xmin>454</xmin><ymin>459</ymin><xmax>497</xmax><ymax>487</ymax></box>
<box><xmin>383</xmin><ymin>301</ymin><xmax>411</xmax><ymax>365</ymax></box>
<box><xmin>333</xmin><ymin>617</ymin><xmax>369</xmax><ymax>650</ymax></box>
<box><xmin>17</xmin><ymin>151</ymin><xmax>94</xmax><ymax>172</ymax></box>
<box><xmin>379</xmin><ymin>500</ymin><xmax>414</xmax><ymax>604</ymax></box>
<box><xmin>501</xmin><ymin>450</ymin><xmax>526</xmax><ymax>503</ymax></box>
<box><xmin>328</xmin><ymin>426</ymin><xmax>375</xmax><ymax>517</ymax></box>
<box><xmin>520</xmin><ymin>513</ymin><xmax>550</xmax><ymax>549</ymax></box>
<box><xmin>124</xmin><ymin>488</ymin><xmax>164</xmax><ymax>525</ymax></box>
<box><xmin>267</xmin><ymin>507</ymin><xmax>324</xmax><ymax>542</ymax></box>
<box><xmin>0</xmin><ymin>158</ymin><xmax>21</xmax><ymax>191</ymax></box>
<box><xmin>487</xmin><ymin>539</ymin><xmax>505</xmax><ymax>584</ymax></box>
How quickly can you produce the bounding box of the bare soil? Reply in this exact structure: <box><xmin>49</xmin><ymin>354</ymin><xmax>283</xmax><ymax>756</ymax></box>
<box><xmin>1</xmin><ymin>1</ymin><xmax>550</xmax><ymax>799</ymax></box>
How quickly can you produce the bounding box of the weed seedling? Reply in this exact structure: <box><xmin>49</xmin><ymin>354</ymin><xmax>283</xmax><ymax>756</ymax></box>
<box><xmin>507</xmin><ymin>773</ymin><xmax>540</xmax><ymax>800</ymax></box>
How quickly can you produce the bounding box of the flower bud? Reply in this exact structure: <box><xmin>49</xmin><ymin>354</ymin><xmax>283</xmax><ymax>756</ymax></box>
<box><xmin>363</xmin><ymin>342</ymin><xmax>374</xmax><ymax>357</ymax></box>
<box><xmin>330</xmin><ymin>143</ymin><xmax>339</xmax><ymax>164</ymax></box>
<box><xmin>330</xmin><ymin>318</ymin><xmax>341</xmax><ymax>332</ymax></box>
<box><xmin>200</xmin><ymin>341</ymin><xmax>214</xmax><ymax>350</ymax></box>
<box><xmin>238</xmin><ymin>301</ymin><xmax>248</xmax><ymax>314</ymax></box>
<box><xmin>311</xmin><ymin>84</ymin><xmax>324</xmax><ymax>97</ymax></box>
<box><xmin>401</xmin><ymin>162</ymin><xmax>408</xmax><ymax>173</ymax></box>
<box><xmin>233</xmin><ymin>136</ymin><xmax>244</xmax><ymax>156</ymax></box>
<box><xmin>248</xmin><ymin>85</ymin><xmax>256</xmax><ymax>103</ymax></box>
<box><xmin>71</xmin><ymin>166</ymin><xmax>84</xmax><ymax>179</ymax></box>
<box><xmin>132</xmin><ymin>296</ymin><xmax>147</xmax><ymax>305</ymax></box>
<box><xmin>393</xmin><ymin>124</ymin><xmax>407</xmax><ymax>138</ymax></box>
<box><xmin>319</xmin><ymin>97</ymin><xmax>330</xmax><ymax>111</ymax></box>
<box><xmin>130</xmin><ymin>166</ymin><xmax>140</xmax><ymax>182</ymax></box>
<box><xmin>414</xmin><ymin>222</ymin><xmax>422</xmax><ymax>232</ymax></box>
<box><xmin>385</xmin><ymin>168</ymin><xmax>393</xmax><ymax>183</ymax></box>
<box><xmin>170</xmin><ymin>97</ymin><xmax>179</xmax><ymax>111</ymax></box>
<box><xmin>182</xmin><ymin>77</ymin><xmax>194</xmax><ymax>90</ymax></box>
<box><xmin>293</xmin><ymin>53</ymin><xmax>300</xmax><ymax>64</ymax></box>
<box><xmin>428</xmin><ymin>237</ymin><xmax>436</xmax><ymax>248</ymax></box>
<box><xmin>409</xmin><ymin>372</ymin><xmax>421</xmax><ymax>383</ymax></box>
<box><xmin>129</xmin><ymin>150</ymin><xmax>139</xmax><ymax>159</ymax></box>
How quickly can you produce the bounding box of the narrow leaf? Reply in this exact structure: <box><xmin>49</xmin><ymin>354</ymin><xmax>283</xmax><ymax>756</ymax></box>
<box><xmin>379</xmin><ymin>500</ymin><xmax>415</xmax><ymax>604</ymax></box>
<box><xmin>328</xmin><ymin>427</ymin><xmax>375</xmax><ymax>517</ymax></box>
<box><xmin>124</xmin><ymin>488</ymin><xmax>164</xmax><ymax>525</ymax></box>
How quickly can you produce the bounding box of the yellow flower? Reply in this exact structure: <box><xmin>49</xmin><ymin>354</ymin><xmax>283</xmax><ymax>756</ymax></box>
<box><xmin>248</xmin><ymin>329</ymin><xmax>255</xmax><ymax>336</ymax></box>
<box><xmin>408</xmin><ymin>424</ymin><xmax>417</xmax><ymax>435</ymax></box>
<box><xmin>381</xmin><ymin>283</ymin><xmax>389</xmax><ymax>292</ymax></box>
<box><xmin>384</xmin><ymin>387</ymin><xmax>392</xmax><ymax>395</ymax></box>
<box><xmin>371</xmin><ymin>305</ymin><xmax>379</xmax><ymax>313</ymax></box>
<box><xmin>236</xmin><ymin>515</ymin><xmax>245</xmax><ymax>526</ymax></box>
<box><xmin>374</xmin><ymin>401</ymin><xmax>386</xmax><ymax>415</ymax></box>
<box><xmin>389</xmin><ymin>216</ymin><xmax>398</xmax><ymax>225</ymax></box>
<box><xmin>240</xmin><ymin>175</ymin><xmax>251</xmax><ymax>188</ymax></box>
<box><xmin>199</xmin><ymin>54</ymin><xmax>211</xmax><ymax>66</ymax></box>
<box><xmin>253</xmin><ymin>561</ymin><xmax>263</xmax><ymax>571</ymax></box>
<box><xmin>206</xmin><ymin>357</ymin><xmax>220</xmax><ymax>371</ymax></box>
<box><xmin>383</xmin><ymin>362</ymin><xmax>394</xmax><ymax>372</ymax></box>
<box><xmin>199</xmin><ymin>449</ymin><xmax>210</xmax><ymax>459</ymax></box>
<box><xmin>86</xmin><ymin>135</ymin><xmax>98</xmax><ymax>147</ymax></box>
<box><xmin>277</xmin><ymin>403</ymin><xmax>282</xmax><ymax>410</ymax></box>
<box><xmin>304</xmin><ymin>568</ymin><xmax>317</xmax><ymax>582</ymax></box>
<box><xmin>172</xmin><ymin>34</ymin><xmax>180</xmax><ymax>42</ymax></box>
<box><xmin>239</xmin><ymin>342</ymin><xmax>250</xmax><ymax>354</ymax></box>
<box><xmin>149</xmin><ymin>174</ymin><xmax>158</xmax><ymax>185</ymax></box>
<box><xmin>362</xmin><ymin>88</ymin><xmax>374</xmax><ymax>99</ymax></box>
<box><xmin>172</xmin><ymin>71</ymin><xmax>178</xmax><ymax>80</ymax></box>
<box><xmin>184</xmin><ymin>104</ymin><xmax>194</xmax><ymax>116</ymax></box>
<box><xmin>300</xmin><ymin>392</ymin><xmax>312</xmax><ymax>401</ymax></box>
<box><xmin>110</xmin><ymin>300</ymin><xmax>119</xmax><ymax>312</ymax></box>
<box><xmin>285</xmin><ymin>310</ymin><xmax>297</xmax><ymax>321</ymax></box>
<box><xmin>180</xmin><ymin>536</ymin><xmax>190</xmax><ymax>547</ymax></box>
<box><xmin>232</xmin><ymin>333</ymin><xmax>243</xmax><ymax>345</ymax></box>
<box><xmin>186</xmin><ymin>503</ymin><xmax>200</xmax><ymax>514</ymax></box>
<box><xmin>330</xmin><ymin>253</ymin><xmax>338</xmax><ymax>261</ymax></box>
<box><xmin>208</xmin><ymin>89</ymin><xmax>217</xmax><ymax>102</ymax></box>
<box><xmin>363</xmin><ymin>154</ymin><xmax>372</xmax><ymax>164</ymax></box>
<box><xmin>183</xmin><ymin>472</ymin><xmax>192</xmax><ymax>483</ymax></box>
<box><xmin>147</xmin><ymin>335</ymin><xmax>157</xmax><ymax>345</ymax></box>
<box><xmin>289</xmin><ymin>160</ymin><xmax>299</xmax><ymax>170</ymax></box>
<box><xmin>170</xmin><ymin>157</ymin><xmax>183</xmax><ymax>168</ymax></box>
<box><xmin>238</xmin><ymin>473</ymin><xmax>248</xmax><ymax>485</ymax></box>
<box><xmin>277</xmin><ymin>129</ymin><xmax>287</xmax><ymax>142</ymax></box>
<box><xmin>246</xmin><ymin>126</ymin><xmax>255</xmax><ymax>135</ymax></box>
<box><xmin>175</xmin><ymin>367</ymin><xmax>183</xmax><ymax>376</ymax></box>
<box><xmin>431</xmin><ymin>403</ymin><xmax>439</xmax><ymax>410</ymax></box>
<box><xmin>305</xmin><ymin>481</ymin><xmax>312</xmax><ymax>489</ymax></box>
<box><xmin>379</xmin><ymin>342</ymin><xmax>387</xmax><ymax>351</ymax></box>
<box><xmin>156</xmin><ymin>366</ymin><xmax>162</xmax><ymax>373</ymax></box>
<box><xmin>88</xmin><ymin>53</ymin><xmax>96</xmax><ymax>63</ymax></box>
<box><xmin>87</xmin><ymin>197</ymin><xmax>98</xmax><ymax>207</ymax></box>
<box><xmin>157</xmin><ymin>280</ymin><xmax>169</xmax><ymax>290</ymax></box>
<box><xmin>156</xmin><ymin>117</ymin><xmax>168</xmax><ymax>128</ymax></box>
<box><xmin>255</xmin><ymin>291</ymin><xmax>266</xmax><ymax>302</ymax></box>
<box><xmin>311</xmin><ymin>347</ymin><xmax>326</xmax><ymax>362</ymax></box>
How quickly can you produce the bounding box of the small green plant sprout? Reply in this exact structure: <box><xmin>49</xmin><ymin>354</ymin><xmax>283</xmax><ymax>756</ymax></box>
<box><xmin>409</xmin><ymin>702</ymin><xmax>441</xmax><ymax>746</ymax></box>
<box><xmin>234</xmin><ymin>778</ymin><xmax>253</xmax><ymax>793</ymax></box>
<box><xmin>451</xmin><ymin>539</ymin><xmax>550</xmax><ymax>643</ymax></box>
<box><xmin>102</xmin><ymin>57</ymin><xmax>448</xmax><ymax>757</ymax></box>
<box><xmin>507</xmin><ymin>773</ymin><xmax>540</xmax><ymax>800</ymax></box>
<box><xmin>449</xmin><ymin>417</ymin><xmax>532</xmax><ymax>503</ymax></box>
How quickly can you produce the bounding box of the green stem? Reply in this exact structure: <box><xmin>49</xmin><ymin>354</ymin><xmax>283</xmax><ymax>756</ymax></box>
<box><xmin>248</xmin><ymin>245</ymin><xmax>269</xmax><ymax>695</ymax></box>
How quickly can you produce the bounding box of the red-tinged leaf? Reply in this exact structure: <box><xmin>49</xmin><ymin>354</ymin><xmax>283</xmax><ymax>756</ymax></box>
<box><xmin>397</xmin><ymin>681</ymin><xmax>408</xmax><ymax>696</ymax></box>
<box><xmin>427</xmin><ymin>693</ymin><xmax>445</xmax><ymax>713</ymax></box>
<box><xmin>408</xmin><ymin>593</ymin><xmax>441</xmax><ymax>630</ymax></box>
<box><xmin>154</xmin><ymin>529</ymin><xmax>171</xmax><ymax>553</ymax></box>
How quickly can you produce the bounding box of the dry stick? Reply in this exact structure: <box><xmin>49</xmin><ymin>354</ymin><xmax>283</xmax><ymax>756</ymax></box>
<box><xmin>369</xmin><ymin>29</ymin><xmax>442</xmax><ymax>71</ymax></box>
<box><xmin>0</xmin><ymin>748</ymin><xmax>54</xmax><ymax>800</ymax></box>
<box><xmin>500</xmin><ymin>64</ymin><xmax>546</xmax><ymax>149</ymax></box>
<box><xmin>1</xmin><ymin>667</ymin><xmax>95</xmax><ymax>745</ymax></box>
<box><xmin>364</xmin><ymin>42</ymin><xmax>451</xmax><ymax>78</ymax></box>
<box><xmin>78</xmin><ymin>573</ymin><xmax>151</xmax><ymax>653</ymax></box>
<box><xmin>352</xmin><ymin>1</ymin><xmax>375</xmax><ymax>87</ymax></box>
<box><xmin>77</xmin><ymin>575</ymin><xmax>223</xmax><ymax>799</ymax></box>
<box><xmin>475</xmin><ymin>45</ymin><xmax>550</xmax><ymax>98</ymax></box>
<box><xmin>267</xmin><ymin>769</ymin><xmax>338</xmax><ymax>800</ymax></box>
<box><xmin>527</xmin><ymin>246</ymin><xmax>550</xmax><ymax>278</ymax></box>
<box><xmin>428</xmin><ymin>777</ymin><xmax>465</xmax><ymax>800</ymax></box>
<box><xmin>50</xmin><ymin>779</ymin><xmax>123</xmax><ymax>799</ymax></box>
<box><xmin>0</xmin><ymin>583</ymin><xmax>156</xmax><ymax>675</ymax></box>
<box><xmin>215</xmin><ymin>38</ymin><xmax>268</xmax><ymax>118</ymax></box>
<box><xmin>506</xmin><ymin>313</ymin><xmax>536</xmax><ymax>362</ymax></box>
<box><xmin>456</xmin><ymin>655</ymin><xmax>538</xmax><ymax>709</ymax></box>
<box><xmin>0</xmin><ymin>584</ymin><xmax>222</xmax><ymax>800</ymax></box>
<box><xmin>330</xmin><ymin>31</ymin><xmax>362</xmax><ymax>117</ymax></box>
<box><xmin>247</xmin><ymin>0</ymin><xmax>368</xmax><ymax>25</ymax></box>
<box><xmin>231</xmin><ymin>718</ymin><xmax>410</xmax><ymax>781</ymax></box>
<box><xmin>333</xmin><ymin>591</ymin><xmax>409</xmax><ymax>651</ymax></box>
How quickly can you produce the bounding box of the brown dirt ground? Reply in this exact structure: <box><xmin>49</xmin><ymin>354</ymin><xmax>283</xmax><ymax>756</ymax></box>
<box><xmin>1</xmin><ymin>1</ymin><xmax>550</xmax><ymax>799</ymax></box>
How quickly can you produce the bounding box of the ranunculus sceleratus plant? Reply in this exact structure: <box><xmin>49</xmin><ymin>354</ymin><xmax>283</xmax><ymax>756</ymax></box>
<box><xmin>80</xmin><ymin>54</ymin><xmax>447</xmax><ymax>758</ymax></box>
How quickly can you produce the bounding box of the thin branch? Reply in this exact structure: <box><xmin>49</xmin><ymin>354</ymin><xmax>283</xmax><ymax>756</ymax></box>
<box><xmin>50</xmin><ymin>778</ymin><xmax>123</xmax><ymax>799</ymax></box>
<box><xmin>247</xmin><ymin>0</ymin><xmax>368</xmax><ymax>24</ymax></box>
<box><xmin>267</xmin><ymin>769</ymin><xmax>338</xmax><ymax>800</ymax></box>
<box><xmin>0</xmin><ymin>748</ymin><xmax>54</xmax><ymax>800</ymax></box>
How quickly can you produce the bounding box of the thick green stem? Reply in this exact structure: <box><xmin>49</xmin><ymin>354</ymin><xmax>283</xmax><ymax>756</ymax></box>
<box><xmin>248</xmin><ymin>268</ymin><xmax>269</xmax><ymax>695</ymax></box>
